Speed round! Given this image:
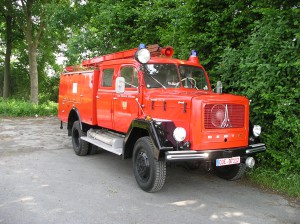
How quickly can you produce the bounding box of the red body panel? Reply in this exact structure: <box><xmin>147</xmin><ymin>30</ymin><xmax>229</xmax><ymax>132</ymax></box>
<box><xmin>58</xmin><ymin>70</ymin><xmax>98</xmax><ymax>125</ymax></box>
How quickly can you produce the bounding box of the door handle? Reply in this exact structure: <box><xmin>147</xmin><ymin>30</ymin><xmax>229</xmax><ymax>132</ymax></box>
<box><xmin>113</xmin><ymin>97</ymin><xmax>118</xmax><ymax>100</ymax></box>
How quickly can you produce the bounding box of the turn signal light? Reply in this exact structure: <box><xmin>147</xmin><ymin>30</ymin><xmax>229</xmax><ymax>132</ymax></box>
<box><xmin>145</xmin><ymin>115</ymin><xmax>152</xmax><ymax>121</ymax></box>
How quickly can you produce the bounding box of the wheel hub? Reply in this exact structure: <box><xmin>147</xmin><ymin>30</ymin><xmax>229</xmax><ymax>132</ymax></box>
<box><xmin>136</xmin><ymin>152</ymin><xmax>150</xmax><ymax>181</ymax></box>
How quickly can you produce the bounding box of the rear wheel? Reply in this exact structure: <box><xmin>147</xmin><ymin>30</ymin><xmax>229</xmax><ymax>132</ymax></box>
<box><xmin>71</xmin><ymin>121</ymin><xmax>89</xmax><ymax>156</ymax></box>
<box><xmin>133</xmin><ymin>137</ymin><xmax>166</xmax><ymax>192</ymax></box>
<box><xmin>215</xmin><ymin>163</ymin><xmax>246</xmax><ymax>180</ymax></box>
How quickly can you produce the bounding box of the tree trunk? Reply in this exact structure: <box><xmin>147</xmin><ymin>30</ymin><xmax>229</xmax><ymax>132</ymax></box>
<box><xmin>21</xmin><ymin>0</ymin><xmax>45</xmax><ymax>105</ymax></box>
<box><xmin>28</xmin><ymin>43</ymin><xmax>39</xmax><ymax>104</ymax></box>
<box><xmin>3</xmin><ymin>9</ymin><xmax>13</xmax><ymax>99</ymax></box>
<box><xmin>23</xmin><ymin>0</ymin><xmax>39</xmax><ymax>104</ymax></box>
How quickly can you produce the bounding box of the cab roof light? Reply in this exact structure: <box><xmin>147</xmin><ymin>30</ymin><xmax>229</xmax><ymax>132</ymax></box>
<box><xmin>190</xmin><ymin>50</ymin><xmax>197</xmax><ymax>56</ymax></box>
<box><xmin>138</xmin><ymin>43</ymin><xmax>146</xmax><ymax>49</ymax></box>
<box><xmin>188</xmin><ymin>49</ymin><xmax>200</xmax><ymax>64</ymax></box>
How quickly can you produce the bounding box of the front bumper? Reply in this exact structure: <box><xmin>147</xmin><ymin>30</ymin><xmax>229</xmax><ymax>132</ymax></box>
<box><xmin>165</xmin><ymin>143</ymin><xmax>266</xmax><ymax>162</ymax></box>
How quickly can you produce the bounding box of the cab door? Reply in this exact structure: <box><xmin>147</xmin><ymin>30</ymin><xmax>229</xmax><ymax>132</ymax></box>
<box><xmin>113</xmin><ymin>66</ymin><xmax>139</xmax><ymax>133</ymax></box>
<box><xmin>96</xmin><ymin>67</ymin><xmax>115</xmax><ymax>129</ymax></box>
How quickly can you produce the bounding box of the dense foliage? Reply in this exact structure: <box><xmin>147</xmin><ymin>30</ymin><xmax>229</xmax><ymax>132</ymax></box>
<box><xmin>217</xmin><ymin>7</ymin><xmax>300</xmax><ymax>174</ymax></box>
<box><xmin>1</xmin><ymin>0</ymin><xmax>299</xmax><ymax>195</ymax></box>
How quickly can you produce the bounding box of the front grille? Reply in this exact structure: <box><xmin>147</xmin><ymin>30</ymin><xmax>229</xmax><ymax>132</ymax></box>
<box><xmin>204</xmin><ymin>104</ymin><xmax>245</xmax><ymax>129</ymax></box>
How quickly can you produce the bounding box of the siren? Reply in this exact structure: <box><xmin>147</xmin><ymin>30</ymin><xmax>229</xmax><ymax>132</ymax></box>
<box><xmin>65</xmin><ymin>66</ymin><xmax>74</xmax><ymax>72</ymax></box>
<box><xmin>160</xmin><ymin>46</ymin><xmax>174</xmax><ymax>57</ymax></box>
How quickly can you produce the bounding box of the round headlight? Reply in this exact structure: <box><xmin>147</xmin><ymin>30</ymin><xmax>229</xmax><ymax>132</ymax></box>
<box><xmin>253</xmin><ymin>125</ymin><xmax>261</xmax><ymax>137</ymax></box>
<box><xmin>246</xmin><ymin>157</ymin><xmax>255</xmax><ymax>168</ymax></box>
<box><xmin>135</xmin><ymin>48</ymin><xmax>150</xmax><ymax>64</ymax></box>
<box><xmin>173</xmin><ymin>127</ymin><xmax>186</xmax><ymax>142</ymax></box>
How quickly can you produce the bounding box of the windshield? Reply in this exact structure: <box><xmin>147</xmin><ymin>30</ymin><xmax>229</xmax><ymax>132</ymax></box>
<box><xmin>143</xmin><ymin>64</ymin><xmax>180</xmax><ymax>88</ymax></box>
<box><xmin>142</xmin><ymin>64</ymin><xmax>209</xmax><ymax>90</ymax></box>
<box><xmin>179</xmin><ymin>65</ymin><xmax>209</xmax><ymax>90</ymax></box>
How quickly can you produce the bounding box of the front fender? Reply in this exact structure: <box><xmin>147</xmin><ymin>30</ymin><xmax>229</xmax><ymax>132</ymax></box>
<box><xmin>123</xmin><ymin>119</ymin><xmax>175</xmax><ymax>160</ymax></box>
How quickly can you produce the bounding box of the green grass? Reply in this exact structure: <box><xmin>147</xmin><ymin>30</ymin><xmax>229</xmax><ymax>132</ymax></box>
<box><xmin>247</xmin><ymin>167</ymin><xmax>300</xmax><ymax>200</ymax></box>
<box><xmin>0</xmin><ymin>99</ymin><xmax>58</xmax><ymax>117</ymax></box>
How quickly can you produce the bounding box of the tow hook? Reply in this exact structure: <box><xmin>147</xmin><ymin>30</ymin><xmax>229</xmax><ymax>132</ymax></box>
<box><xmin>245</xmin><ymin>157</ymin><xmax>255</xmax><ymax>168</ymax></box>
<box><xmin>205</xmin><ymin>161</ymin><xmax>212</xmax><ymax>171</ymax></box>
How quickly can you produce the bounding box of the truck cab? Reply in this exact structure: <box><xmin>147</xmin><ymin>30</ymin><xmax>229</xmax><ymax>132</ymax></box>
<box><xmin>58</xmin><ymin>44</ymin><xmax>266</xmax><ymax>192</ymax></box>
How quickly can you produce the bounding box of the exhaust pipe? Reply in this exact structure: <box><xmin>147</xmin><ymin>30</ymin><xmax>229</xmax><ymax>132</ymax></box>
<box><xmin>245</xmin><ymin>157</ymin><xmax>255</xmax><ymax>168</ymax></box>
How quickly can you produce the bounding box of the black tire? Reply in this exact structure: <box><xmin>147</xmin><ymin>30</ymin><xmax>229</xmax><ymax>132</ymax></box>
<box><xmin>71</xmin><ymin>121</ymin><xmax>89</xmax><ymax>156</ymax></box>
<box><xmin>133</xmin><ymin>137</ymin><xmax>166</xmax><ymax>192</ymax></box>
<box><xmin>88</xmin><ymin>144</ymin><xmax>101</xmax><ymax>155</ymax></box>
<box><xmin>215</xmin><ymin>163</ymin><xmax>246</xmax><ymax>180</ymax></box>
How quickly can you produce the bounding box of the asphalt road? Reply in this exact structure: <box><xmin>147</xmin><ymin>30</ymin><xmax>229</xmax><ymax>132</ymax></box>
<box><xmin>0</xmin><ymin>117</ymin><xmax>299</xmax><ymax>224</ymax></box>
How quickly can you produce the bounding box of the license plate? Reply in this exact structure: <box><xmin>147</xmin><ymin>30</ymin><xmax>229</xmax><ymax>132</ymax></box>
<box><xmin>216</xmin><ymin>156</ymin><xmax>240</xmax><ymax>167</ymax></box>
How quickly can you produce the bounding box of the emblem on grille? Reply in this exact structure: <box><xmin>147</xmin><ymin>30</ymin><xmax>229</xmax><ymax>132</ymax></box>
<box><xmin>211</xmin><ymin>104</ymin><xmax>232</xmax><ymax>128</ymax></box>
<box><xmin>221</xmin><ymin>104</ymin><xmax>232</xmax><ymax>128</ymax></box>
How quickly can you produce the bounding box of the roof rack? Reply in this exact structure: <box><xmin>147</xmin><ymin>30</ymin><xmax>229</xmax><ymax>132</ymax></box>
<box><xmin>64</xmin><ymin>44</ymin><xmax>174</xmax><ymax>71</ymax></box>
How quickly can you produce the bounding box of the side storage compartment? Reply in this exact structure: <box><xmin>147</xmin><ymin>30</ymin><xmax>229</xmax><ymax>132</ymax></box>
<box><xmin>58</xmin><ymin>70</ymin><xmax>99</xmax><ymax>125</ymax></box>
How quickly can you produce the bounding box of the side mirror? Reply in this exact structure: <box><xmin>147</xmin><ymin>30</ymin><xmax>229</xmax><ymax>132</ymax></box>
<box><xmin>216</xmin><ymin>81</ymin><xmax>222</xmax><ymax>94</ymax></box>
<box><xmin>115</xmin><ymin>77</ymin><xmax>125</xmax><ymax>93</ymax></box>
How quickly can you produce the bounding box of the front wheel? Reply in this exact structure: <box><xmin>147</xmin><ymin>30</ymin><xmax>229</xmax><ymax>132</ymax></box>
<box><xmin>133</xmin><ymin>137</ymin><xmax>166</xmax><ymax>192</ymax></box>
<box><xmin>214</xmin><ymin>163</ymin><xmax>246</xmax><ymax>180</ymax></box>
<box><xmin>71</xmin><ymin>121</ymin><xmax>89</xmax><ymax>156</ymax></box>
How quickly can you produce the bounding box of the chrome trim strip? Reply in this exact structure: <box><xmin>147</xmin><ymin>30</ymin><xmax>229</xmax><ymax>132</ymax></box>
<box><xmin>166</xmin><ymin>151</ymin><xmax>209</xmax><ymax>161</ymax></box>
<box><xmin>246</xmin><ymin>143</ymin><xmax>266</xmax><ymax>154</ymax></box>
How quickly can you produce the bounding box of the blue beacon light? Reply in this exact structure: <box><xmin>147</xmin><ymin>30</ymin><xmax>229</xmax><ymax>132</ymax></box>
<box><xmin>138</xmin><ymin>43</ymin><xmax>146</xmax><ymax>49</ymax></box>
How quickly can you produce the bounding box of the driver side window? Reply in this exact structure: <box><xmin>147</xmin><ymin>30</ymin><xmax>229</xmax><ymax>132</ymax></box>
<box><xmin>120</xmin><ymin>66</ymin><xmax>138</xmax><ymax>88</ymax></box>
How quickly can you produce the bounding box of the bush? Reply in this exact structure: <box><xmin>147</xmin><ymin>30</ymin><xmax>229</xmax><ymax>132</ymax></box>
<box><xmin>216</xmin><ymin>8</ymin><xmax>300</xmax><ymax>174</ymax></box>
<box><xmin>0</xmin><ymin>99</ymin><xmax>58</xmax><ymax>117</ymax></box>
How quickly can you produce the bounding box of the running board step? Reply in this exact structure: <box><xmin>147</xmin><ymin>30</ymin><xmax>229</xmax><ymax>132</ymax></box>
<box><xmin>80</xmin><ymin>129</ymin><xmax>124</xmax><ymax>155</ymax></box>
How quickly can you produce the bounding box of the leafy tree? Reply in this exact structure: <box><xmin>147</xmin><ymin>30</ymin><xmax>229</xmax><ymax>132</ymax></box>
<box><xmin>17</xmin><ymin>0</ymin><xmax>50</xmax><ymax>104</ymax></box>
<box><xmin>1</xmin><ymin>0</ymin><xmax>27</xmax><ymax>99</ymax></box>
<box><xmin>59</xmin><ymin>0</ymin><xmax>184</xmax><ymax>65</ymax></box>
<box><xmin>0</xmin><ymin>0</ymin><xmax>64</xmax><ymax>104</ymax></box>
<box><xmin>1</xmin><ymin>0</ymin><xmax>14</xmax><ymax>99</ymax></box>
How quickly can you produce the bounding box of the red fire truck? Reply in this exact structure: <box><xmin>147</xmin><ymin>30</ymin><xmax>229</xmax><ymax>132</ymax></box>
<box><xmin>58</xmin><ymin>44</ymin><xmax>266</xmax><ymax>192</ymax></box>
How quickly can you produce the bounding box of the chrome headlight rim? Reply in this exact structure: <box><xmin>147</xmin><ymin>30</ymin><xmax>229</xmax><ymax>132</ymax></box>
<box><xmin>135</xmin><ymin>48</ymin><xmax>151</xmax><ymax>64</ymax></box>
<box><xmin>253</xmin><ymin>125</ymin><xmax>262</xmax><ymax>137</ymax></box>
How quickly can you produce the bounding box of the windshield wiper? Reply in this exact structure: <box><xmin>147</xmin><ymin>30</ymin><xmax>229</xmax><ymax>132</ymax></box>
<box><xmin>143</xmin><ymin>65</ymin><xmax>167</xmax><ymax>89</ymax></box>
<box><xmin>145</xmin><ymin>74</ymin><xmax>166</xmax><ymax>89</ymax></box>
